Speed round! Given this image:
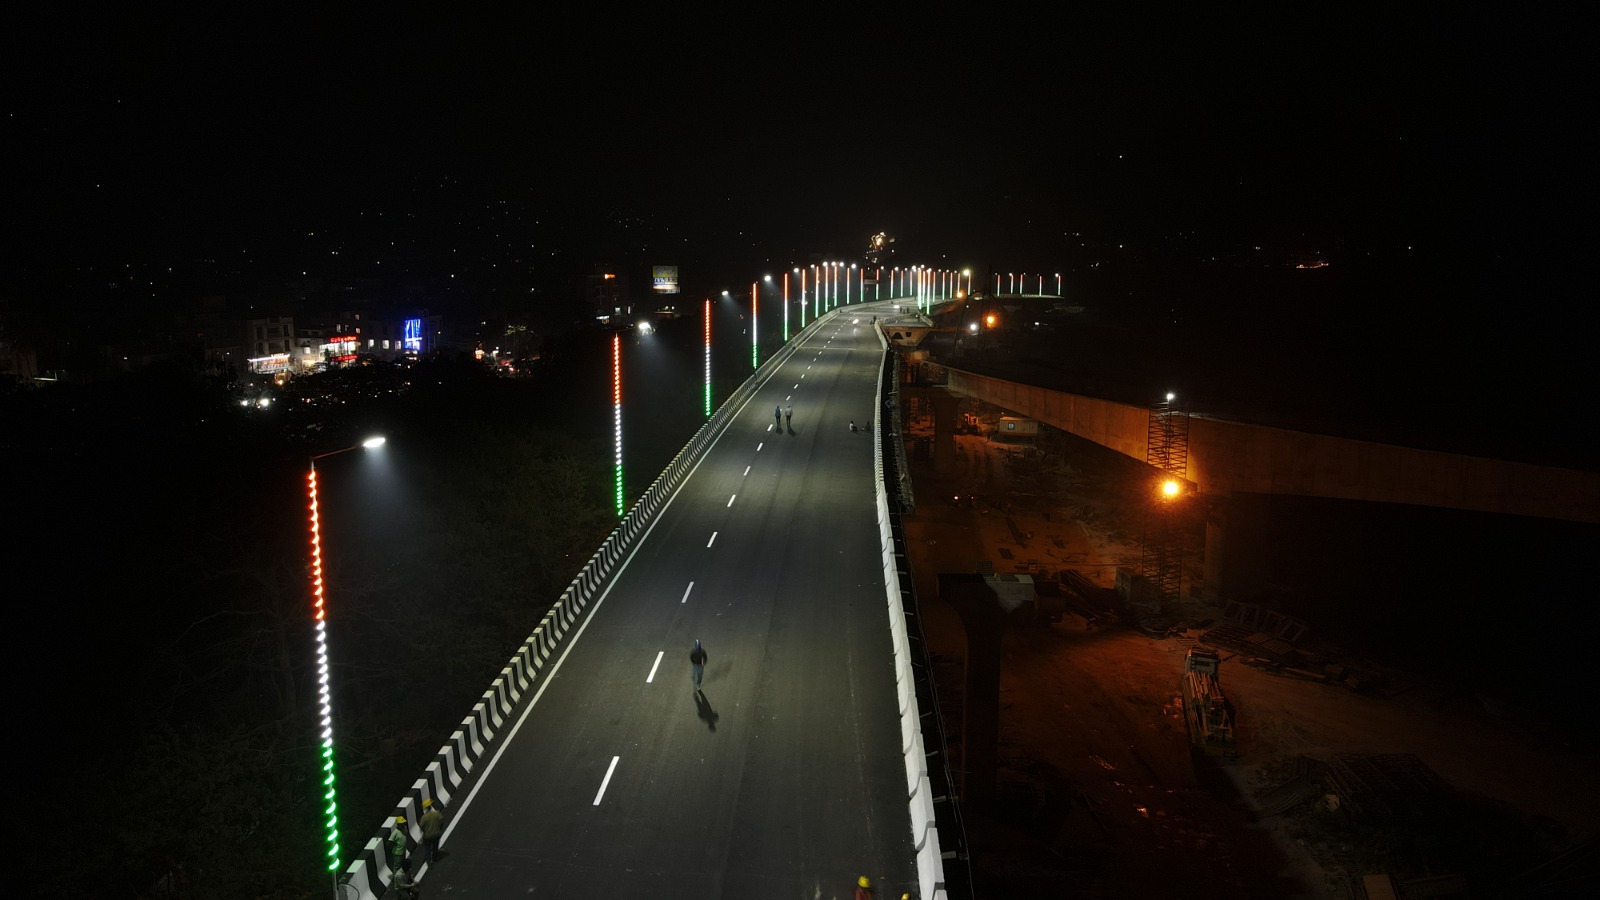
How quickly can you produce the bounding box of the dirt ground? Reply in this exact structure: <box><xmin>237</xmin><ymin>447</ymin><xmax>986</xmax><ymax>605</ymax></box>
<box><xmin>899</xmin><ymin>421</ymin><xmax>1600</xmax><ymax>899</ymax></box>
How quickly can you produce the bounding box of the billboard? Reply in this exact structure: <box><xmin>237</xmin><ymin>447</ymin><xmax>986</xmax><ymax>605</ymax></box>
<box><xmin>403</xmin><ymin>318</ymin><xmax>423</xmax><ymax>352</ymax></box>
<box><xmin>652</xmin><ymin>265</ymin><xmax>680</xmax><ymax>295</ymax></box>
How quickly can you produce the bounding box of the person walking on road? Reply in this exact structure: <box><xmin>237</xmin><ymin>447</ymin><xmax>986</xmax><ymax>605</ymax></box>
<box><xmin>774</xmin><ymin>405</ymin><xmax>783</xmax><ymax>428</ymax></box>
<box><xmin>689</xmin><ymin>639</ymin><xmax>708</xmax><ymax>692</ymax></box>
<box><xmin>784</xmin><ymin>405</ymin><xmax>792</xmax><ymax>428</ymax></box>
<box><xmin>419</xmin><ymin>798</ymin><xmax>445</xmax><ymax>865</ymax></box>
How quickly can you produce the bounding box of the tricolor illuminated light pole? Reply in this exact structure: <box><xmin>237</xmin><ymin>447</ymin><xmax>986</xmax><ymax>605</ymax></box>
<box><xmin>796</xmin><ymin>268</ymin><xmax>807</xmax><ymax>329</ymax></box>
<box><xmin>703</xmin><ymin>298</ymin><xmax>712</xmax><ymax>416</ymax></box>
<box><xmin>781</xmin><ymin>271</ymin><xmax>790</xmax><ymax>341</ymax></box>
<box><xmin>612</xmin><ymin>333</ymin><xmax>624</xmax><ymax>516</ymax></box>
<box><xmin>306</xmin><ymin>434</ymin><xmax>386</xmax><ymax>894</ymax></box>
<box><xmin>1056</xmin><ymin>272</ymin><xmax>1062</xmax><ymax>295</ymax></box>
<box><xmin>963</xmin><ymin>268</ymin><xmax>972</xmax><ymax>298</ymax></box>
<box><xmin>811</xmin><ymin>265</ymin><xmax>820</xmax><ymax>319</ymax></box>
<box><xmin>750</xmin><ymin>281</ymin><xmax>760</xmax><ymax>370</ymax></box>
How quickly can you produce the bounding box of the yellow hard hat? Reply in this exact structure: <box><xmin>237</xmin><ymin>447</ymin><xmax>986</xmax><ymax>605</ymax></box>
<box><xmin>394</xmin><ymin>816</ymin><xmax>406</xmax><ymax>824</ymax></box>
<box><xmin>422</xmin><ymin>799</ymin><xmax>433</xmax><ymax>809</ymax></box>
<box><xmin>859</xmin><ymin>875</ymin><xmax>872</xmax><ymax>888</ymax></box>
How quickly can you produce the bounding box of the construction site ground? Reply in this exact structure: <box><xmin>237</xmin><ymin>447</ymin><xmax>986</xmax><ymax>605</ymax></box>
<box><xmin>900</xmin><ymin>426</ymin><xmax>1600</xmax><ymax>899</ymax></box>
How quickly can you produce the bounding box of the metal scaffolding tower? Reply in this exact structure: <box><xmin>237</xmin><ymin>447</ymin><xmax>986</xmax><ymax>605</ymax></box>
<box><xmin>1141</xmin><ymin>393</ymin><xmax>1191</xmax><ymax>607</ymax></box>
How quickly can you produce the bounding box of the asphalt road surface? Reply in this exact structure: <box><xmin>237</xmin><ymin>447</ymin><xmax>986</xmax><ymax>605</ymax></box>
<box><xmin>416</xmin><ymin>308</ymin><xmax>919</xmax><ymax>898</ymax></box>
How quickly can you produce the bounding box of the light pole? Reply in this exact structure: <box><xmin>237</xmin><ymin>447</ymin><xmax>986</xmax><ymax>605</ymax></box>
<box><xmin>781</xmin><ymin>271</ymin><xmax>789</xmax><ymax>341</ymax></box>
<box><xmin>796</xmin><ymin>267</ymin><xmax>807</xmax><ymax>329</ymax></box>
<box><xmin>306</xmin><ymin>435</ymin><xmax>385</xmax><ymax>895</ymax></box>
<box><xmin>703</xmin><ymin>297</ymin><xmax>712</xmax><ymax>416</ymax></box>
<box><xmin>613</xmin><ymin>333</ymin><xmax>623</xmax><ymax>516</ymax></box>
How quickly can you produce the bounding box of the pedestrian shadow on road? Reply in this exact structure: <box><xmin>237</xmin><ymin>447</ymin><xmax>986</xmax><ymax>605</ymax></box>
<box><xmin>694</xmin><ymin>690</ymin><xmax>719</xmax><ymax>732</ymax></box>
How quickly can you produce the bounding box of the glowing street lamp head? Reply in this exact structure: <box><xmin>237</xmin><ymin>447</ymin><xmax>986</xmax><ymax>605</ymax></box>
<box><xmin>361</xmin><ymin>436</ymin><xmax>386</xmax><ymax>449</ymax></box>
<box><xmin>1161</xmin><ymin>478</ymin><xmax>1182</xmax><ymax>499</ymax></box>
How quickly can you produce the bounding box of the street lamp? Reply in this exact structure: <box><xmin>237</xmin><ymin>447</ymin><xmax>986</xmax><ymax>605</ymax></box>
<box><xmin>306</xmin><ymin>435</ymin><xmax>385</xmax><ymax>893</ymax></box>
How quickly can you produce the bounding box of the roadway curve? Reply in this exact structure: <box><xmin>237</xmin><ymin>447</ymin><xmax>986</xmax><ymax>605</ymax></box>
<box><xmin>416</xmin><ymin>311</ymin><xmax>917</xmax><ymax>898</ymax></box>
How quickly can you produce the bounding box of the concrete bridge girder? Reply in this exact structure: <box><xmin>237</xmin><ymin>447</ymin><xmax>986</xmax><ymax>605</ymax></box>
<box><xmin>943</xmin><ymin>368</ymin><xmax>1600</xmax><ymax>525</ymax></box>
<box><xmin>931</xmin><ymin>366</ymin><xmax>1600</xmax><ymax>606</ymax></box>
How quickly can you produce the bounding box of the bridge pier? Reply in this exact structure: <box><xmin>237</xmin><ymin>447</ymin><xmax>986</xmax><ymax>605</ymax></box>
<box><xmin>937</xmin><ymin>572</ymin><xmax>1039</xmax><ymax>815</ymax></box>
<box><xmin>1201</xmin><ymin>492</ymin><xmax>1279</xmax><ymax>606</ymax></box>
<box><xmin>932</xmin><ymin>389</ymin><xmax>959</xmax><ymax>476</ymax></box>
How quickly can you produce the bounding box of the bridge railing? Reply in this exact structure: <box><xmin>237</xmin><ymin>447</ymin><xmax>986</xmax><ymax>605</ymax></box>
<box><xmin>875</xmin><ymin>337</ymin><xmax>973</xmax><ymax>900</ymax></box>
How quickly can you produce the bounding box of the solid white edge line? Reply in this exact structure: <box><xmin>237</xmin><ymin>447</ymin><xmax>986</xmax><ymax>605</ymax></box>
<box><xmin>593</xmin><ymin>756</ymin><xmax>620</xmax><ymax>805</ymax></box>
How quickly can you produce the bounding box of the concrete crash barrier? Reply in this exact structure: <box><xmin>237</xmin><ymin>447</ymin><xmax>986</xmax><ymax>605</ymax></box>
<box><xmin>872</xmin><ymin>345</ymin><xmax>959</xmax><ymax>900</ymax></box>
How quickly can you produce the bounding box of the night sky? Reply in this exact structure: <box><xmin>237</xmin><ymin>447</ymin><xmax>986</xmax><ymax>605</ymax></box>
<box><xmin>5</xmin><ymin>8</ymin><xmax>1594</xmax><ymax>455</ymax></box>
<box><xmin>9</xmin><ymin>9</ymin><xmax>1587</xmax><ymax>273</ymax></box>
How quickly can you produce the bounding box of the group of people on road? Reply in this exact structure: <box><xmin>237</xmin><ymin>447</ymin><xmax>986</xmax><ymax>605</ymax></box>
<box><xmin>386</xmin><ymin>797</ymin><xmax>447</xmax><ymax>897</ymax></box>
<box><xmin>773</xmin><ymin>401</ymin><xmax>870</xmax><ymax>434</ymax></box>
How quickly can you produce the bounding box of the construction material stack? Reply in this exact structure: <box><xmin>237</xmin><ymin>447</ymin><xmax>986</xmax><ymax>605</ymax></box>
<box><xmin>1182</xmin><ymin>648</ymin><xmax>1237</xmax><ymax>757</ymax></box>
